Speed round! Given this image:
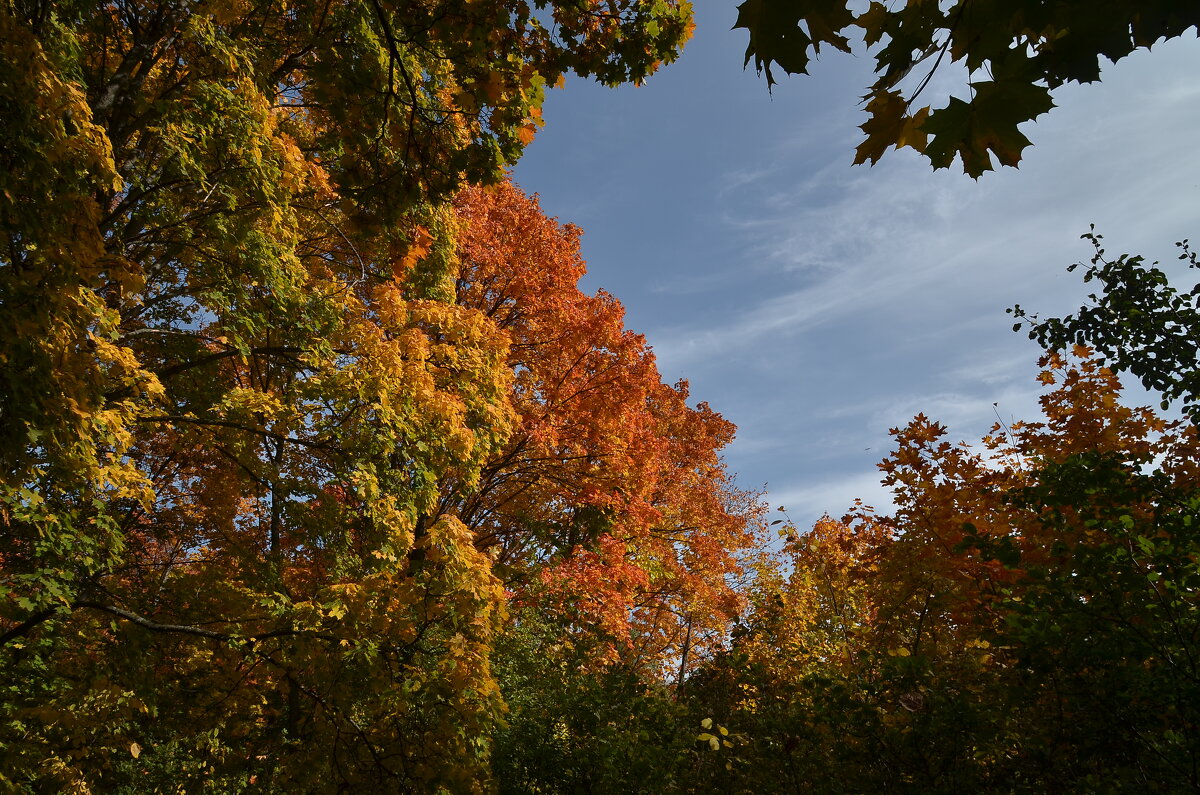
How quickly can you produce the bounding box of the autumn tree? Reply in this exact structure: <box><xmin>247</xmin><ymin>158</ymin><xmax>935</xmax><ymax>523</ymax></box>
<box><xmin>681</xmin><ymin>514</ymin><xmax>899</xmax><ymax>792</ymax></box>
<box><xmin>0</xmin><ymin>0</ymin><xmax>695</xmax><ymax>789</ymax></box>
<box><xmin>735</xmin><ymin>0</ymin><xmax>1200</xmax><ymax>176</ymax></box>
<box><xmin>448</xmin><ymin>180</ymin><xmax>760</xmax><ymax>680</ymax></box>
<box><xmin>687</xmin><ymin>347</ymin><xmax>1200</xmax><ymax>791</ymax></box>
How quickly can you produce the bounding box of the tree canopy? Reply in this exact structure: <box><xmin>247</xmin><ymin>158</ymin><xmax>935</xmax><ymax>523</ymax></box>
<box><xmin>685</xmin><ymin>345</ymin><xmax>1200</xmax><ymax>791</ymax></box>
<box><xmin>0</xmin><ymin>0</ymin><xmax>705</xmax><ymax>788</ymax></box>
<box><xmin>4</xmin><ymin>0</ymin><xmax>1199</xmax><ymax>790</ymax></box>
<box><xmin>735</xmin><ymin>0</ymin><xmax>1200</xmax><ymax>176</ymax></box>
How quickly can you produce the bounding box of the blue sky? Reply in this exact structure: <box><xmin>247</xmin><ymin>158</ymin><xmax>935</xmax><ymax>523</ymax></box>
<box><xmin>512</xmin><ymin>5</ymin><xmax>1200</xmax><ymax>530</ymax></box>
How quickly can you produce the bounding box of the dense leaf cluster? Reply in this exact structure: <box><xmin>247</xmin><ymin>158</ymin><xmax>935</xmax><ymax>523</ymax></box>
<box><xmin>1013</xmin><ymin>230</ymin><xmax>1200</xmax><ymax>423</ymax></box>
<box><xmin>1</xmin><ymin>0</ymin><xmax>718</xmax><ymax>790</ymax></box>
<box><xmin>736</xmin><ymin>0</ymin><xmax>1200</xmax><ymax>175</ymax></box>
<box><xmin>688</xmin><ymin>350</ymin><xmax>1200</xmax><ymax>791</ymax></box>
<box><xmin>497</xmin><ymin>347</ymin><xmax>1200</xmax><ymax>793</ymax></box>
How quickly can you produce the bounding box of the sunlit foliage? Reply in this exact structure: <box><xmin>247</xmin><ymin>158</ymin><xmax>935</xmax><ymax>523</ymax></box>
<box><xmin>0</xmin><ymin>0</ymin><xmax>694</xmax><ymax>788</ymax></box>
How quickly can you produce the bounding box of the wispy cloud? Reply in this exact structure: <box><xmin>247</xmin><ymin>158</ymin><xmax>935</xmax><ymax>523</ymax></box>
<box><xmin>652</xmin><ymin>44</ymin><xmax>1200</xmax><ymax>381</ymax></box>
<box><xmin>766</xmin><ymin>471</ymin><xmax>898</xmax><ymax>527</ymax></box>
<box><xmin>515</xmin><ymin>30</ymin><xmax>1200</xmax><ymax>537</ymax></box>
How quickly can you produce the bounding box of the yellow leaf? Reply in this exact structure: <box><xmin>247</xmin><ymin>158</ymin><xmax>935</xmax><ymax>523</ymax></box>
<box><xmin>130</xmin><ymin>742</ymin><xmax>141</xmax><ymax>759</ymax></box>
<box><xmin>395</xmin><ymin>225</ymin><xmax>436</xmax><ymax>279</ymax></box>
<box><xmin>896</xmin><ymin>105</ymin><xmax>930</xmax><ymax>151</ymax></box>
<box><xmin>700</xmin><ymin>717</ymin><xmax>712</xmax><ymax>729</ymax></box>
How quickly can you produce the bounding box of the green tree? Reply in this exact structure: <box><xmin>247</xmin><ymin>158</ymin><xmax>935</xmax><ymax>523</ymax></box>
<box><xmin>491</xmin><ymin>608</ymin><xmax>695</xmax><ymax>794</ymax></box>
<box><xmin>735</xmin><ymin>0</ymin><xmax>1200</xmax><ymax>176</ymax></box>
<box><xmin>1011</xmin><ymin>229</ymin><xmax>1200</xmax><ymax>423</ymax></box>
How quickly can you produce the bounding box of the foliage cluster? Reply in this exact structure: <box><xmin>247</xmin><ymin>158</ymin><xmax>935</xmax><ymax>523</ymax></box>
<box><xmin>735</xmin><ymin>0</ymin><xmax>1200</xmax><ymax>175</ymax></box>
<box><xmin>683</xmin><ymin>346</ymin><xmax>1200</xmax><ymax>792</ymax></box>
<box><xmin>3</xmin><ymin>0</ymin><xmax>1199</xmax><ymax>791</ymax></box>
<box><xmin>484</xmin><ymin>326</ymin><xmax>1200</xmax><ymax>793</ymax></box>
<box><xmin>1013</xmin><ymin>229</ymin><xmax>1200</xmax><ymax>423</ymax></box>
<box><xmin>1</xmin><ymin>0</ymin><xmax>738</xmax><ymax>789</ymax></box>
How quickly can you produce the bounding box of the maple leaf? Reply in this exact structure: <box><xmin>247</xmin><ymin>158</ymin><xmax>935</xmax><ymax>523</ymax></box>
<box><xmin>735</xmin><ymin>0</ymin><xmax>854</xmax><ymax>88</ymax></box>
<box><xmin>921</xmin><ymin>76</ymin><xmax>1054</xmax><ymax>177</ymax></box>
<box><xmin>517</xmin><ymin>121</ymin><xmax>538</xmax><ymax>146</ymax></box>
<box><xmin>854</xmin><ymin>90</ymin><xmax>930</xmax><ymax>165</ymax></box>
<box><xmin>394</xmin><ymin>225</ymin><xmax>435</xmax><ymax>279</ymax></box>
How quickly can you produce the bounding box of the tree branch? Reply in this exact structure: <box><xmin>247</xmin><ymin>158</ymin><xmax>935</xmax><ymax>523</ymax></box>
<box><xmin>0</xmin><ymin>607</ymin><xmax>61</xmax><ymax>646</ymax></box>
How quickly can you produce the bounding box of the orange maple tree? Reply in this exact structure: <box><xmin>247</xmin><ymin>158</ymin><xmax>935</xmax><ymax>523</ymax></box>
<box><xmin>448</xmin><ymin>179</ymin><xmax>762</xmax><ymax>671</ymax></box>
<box><xmin>687</xmin><ymin>346</ymin><xmax>1200</xmax><ymax>791</ymax></box>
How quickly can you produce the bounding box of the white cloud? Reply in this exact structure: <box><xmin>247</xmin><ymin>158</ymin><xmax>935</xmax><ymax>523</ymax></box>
<box><xmin>766</xmin><ymin>471</ymin><xmax>897</xmax><ymax>529</ymax></box>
